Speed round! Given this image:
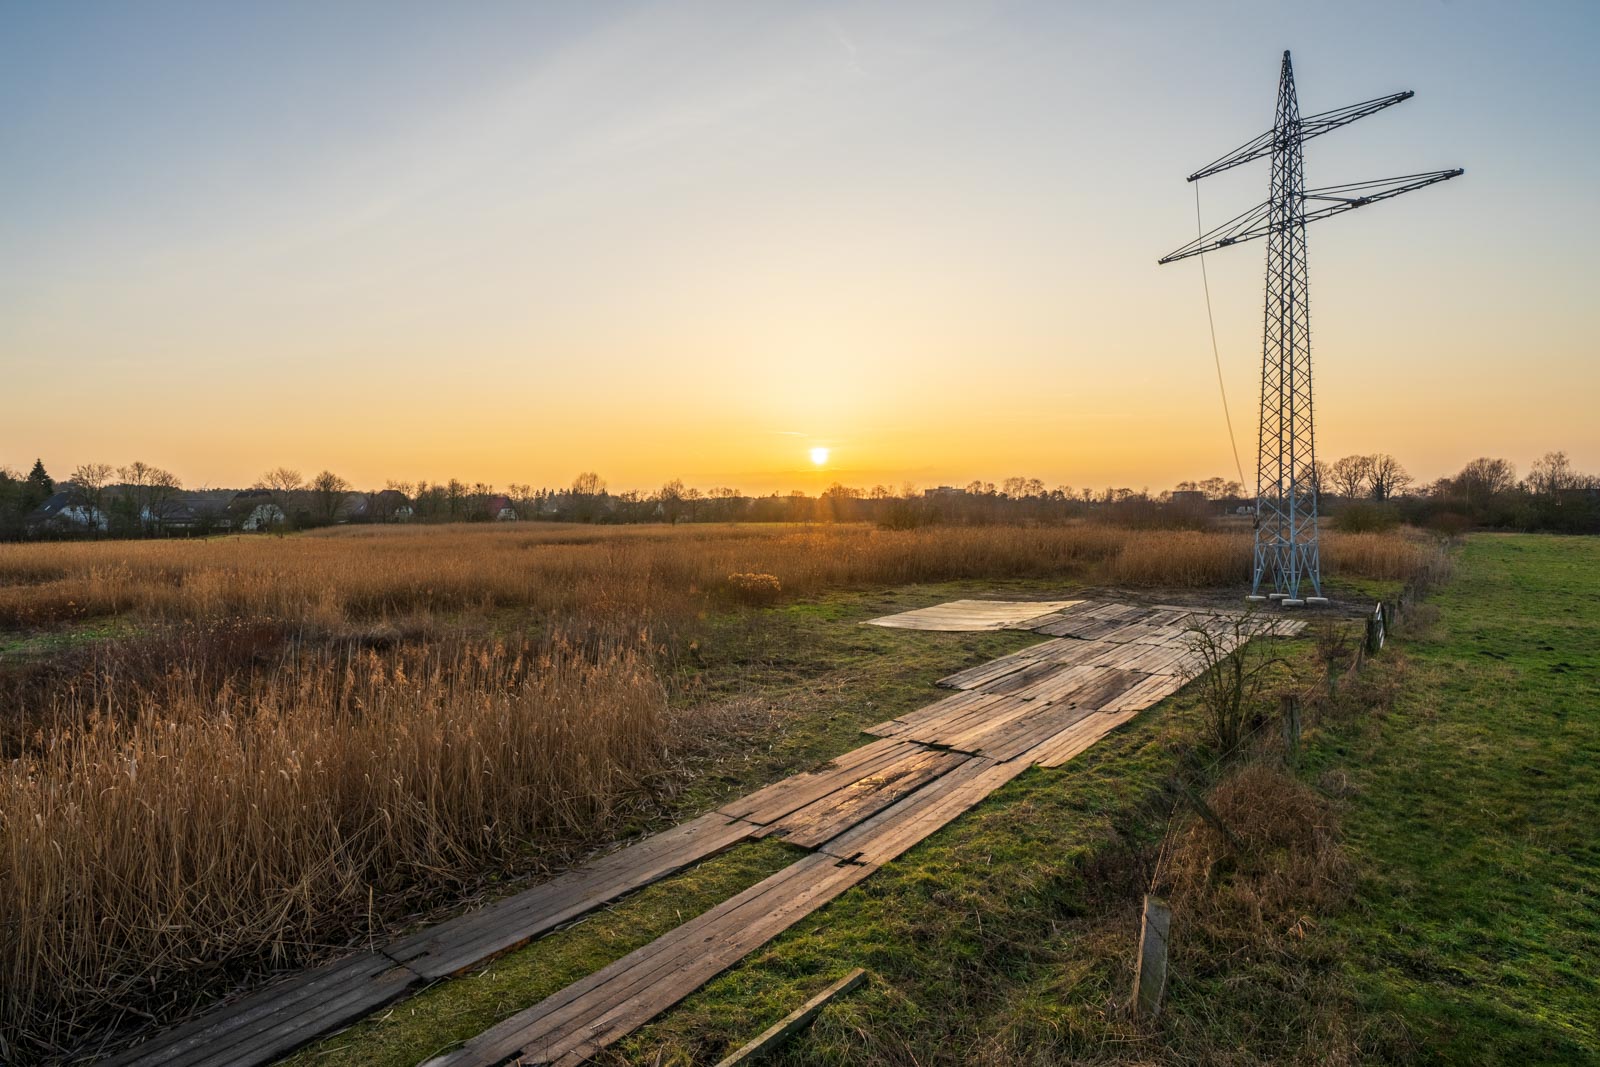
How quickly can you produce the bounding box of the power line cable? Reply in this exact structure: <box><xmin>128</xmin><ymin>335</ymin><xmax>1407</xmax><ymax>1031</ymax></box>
<box><xmin>1195</xmin><ymin>182</ymin><xmax>1249</xmax><ymax>490</ymax></box>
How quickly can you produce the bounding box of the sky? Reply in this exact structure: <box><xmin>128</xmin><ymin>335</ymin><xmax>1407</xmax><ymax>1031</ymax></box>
<box><xmin>2</xmin><ymin>0</ymin><xmax>1597</xmax><ymax>495</ymax></box>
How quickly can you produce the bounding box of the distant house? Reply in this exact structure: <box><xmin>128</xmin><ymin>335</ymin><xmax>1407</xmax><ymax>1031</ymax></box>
<box><xmin>230</xmin><ymin>490</ymin><xmax>286</xmax><ymax>531</ymax></box>
<box><xmin>923</xmin><ymin>486</ymin><xmax>968</xmax><ymax>498</ymax></box>
<box><xmin>485</xmin><ymin>494</ymin><xmax>517</xmax><ymax>521</ymax></box>
<box><xmin>27</xmin><ymin>490</ymin><xmax>108</xmax><ymax>533</ymax></box>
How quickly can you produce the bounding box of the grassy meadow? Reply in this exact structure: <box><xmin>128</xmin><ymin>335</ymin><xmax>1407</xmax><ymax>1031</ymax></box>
<box><xmin>0</xmin><ymin>521</ymin><xmax>1437</xmax><ymax>1060</ymax></box>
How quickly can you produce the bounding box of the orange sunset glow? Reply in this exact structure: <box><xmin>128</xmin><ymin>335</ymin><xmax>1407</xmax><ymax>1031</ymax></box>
<box><xmin>2</xmin><ymin>3</ymin><xmax>1594</xmax><ymax>496</ymax></box>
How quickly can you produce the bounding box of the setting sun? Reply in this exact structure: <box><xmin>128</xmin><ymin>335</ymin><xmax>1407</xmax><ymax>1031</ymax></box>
<box><xmin>809</xmin><ymin>447</ymin><xmax>830</xmax><ymax>467</ymax></box>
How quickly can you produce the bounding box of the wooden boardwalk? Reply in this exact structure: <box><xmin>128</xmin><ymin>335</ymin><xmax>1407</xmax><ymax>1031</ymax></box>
<box><xmin>103</xmin><ymin>599</ymin><xmax>1299</xmax><ymax>1067</ymax></box>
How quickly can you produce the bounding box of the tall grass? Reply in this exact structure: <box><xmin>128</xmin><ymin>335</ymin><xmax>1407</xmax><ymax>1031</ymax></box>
<box><xmin>0</xmin><ymin>636</ymin><xmax>664</xmax><ymax>1057</ymax></box>
<box><xmin>0</xmin><ymin>523</ymin><xmax>1434</xmax><ymax>632</ymax></box>
<box><xmin>0</xmin><ymin>521</ymin><xmax>1438</xmax><ymax>1059</ymax></box>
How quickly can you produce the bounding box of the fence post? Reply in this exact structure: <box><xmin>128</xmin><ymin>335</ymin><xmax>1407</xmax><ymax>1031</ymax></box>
<box><xmin>1281</xmin><ymin>693</ymin><xmax>1301</xmax><ymax>767</ymax></box>
<box><xmin>1132</xmin><ymin>894</ymin><xmax>1172</xmax><ymax>1020</ymax></box>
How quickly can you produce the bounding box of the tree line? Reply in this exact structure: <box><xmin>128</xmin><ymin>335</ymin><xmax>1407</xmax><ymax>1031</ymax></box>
<box><xmin>2</xmin><ymin>450</ymin><xmax>1595</xmax><ymax>541</ymax></box>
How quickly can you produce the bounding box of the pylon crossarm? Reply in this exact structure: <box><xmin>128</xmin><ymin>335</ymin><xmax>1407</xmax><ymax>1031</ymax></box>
<box><xmin>1301</xmin><ymin>169</ymin><xmax>1465</xmax><ymax>214</ymax></box>
<box><xmin>1158</xmin><ymin>168</ymin><xmax>1463</xmax><ymax>264</ymax></box>
<box><xmin>1185</xmin><ymin>90</ymin><xmax>1416</xmax><ymax>182</ymax></box>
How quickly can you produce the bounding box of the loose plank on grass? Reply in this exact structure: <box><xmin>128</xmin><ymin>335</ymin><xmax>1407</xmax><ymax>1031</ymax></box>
<box><xmin>420</xmin><ymin>854</ymin><xmax>877</xmax><ymax>1067</ymax></box>
<box><xmin>712</xmin><ymin>967</ymin><xmax>868</xmax><ymax>1066</ymax></box>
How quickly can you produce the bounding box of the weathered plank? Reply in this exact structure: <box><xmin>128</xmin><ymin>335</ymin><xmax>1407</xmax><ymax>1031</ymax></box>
<box><xmin>390</xmin><ymin>811</ymin><xmax>754</xmax><ymax>979</ymax></box>
<box><xmin>102</xmin><ymin>951</ymin><xmax>417</xmax><ymax>1067</ymax></box>
<box><xmin>934</xmin><ymin>639</ymin><xmax>1067</xmax><ymax>690</ymax></box>
<box><xmin>1030</xmin><ymin>709</ymin><xmax>1142</xmax><ymax>767</ymax></box>
<box><xmin>864</xmin><ymin>599</ymin><xmax>1082</xmax><ymax>631</ymax></box>
<box><xmin>864</xmin><ymin>689</ymin><xmax>1021</xmax><ymax>739</ymax></box>
<box><xmin>718</xmin><ymin>739</ymin><xmax>924</xmax><ymax>825</ymax></box>
<box><xmin>756</xmin><ymin>748</ymin><xmax>971</xmax><ymax>849</ymax></box>
<box><xmin>713</xmin><ymin>968</ymin><xmax>868</xmax><ymax>1066</ymax></box>
<box><xmin>817</xmin><ymin>755</ymin><xmax>1033</xmax><ymax>865</ymax></box>
<box><xmin>1098</xmin><ymin>672</ymin><xmax>1186</xmax><ymax>713</ymax></box>
<box><xmin>420</xmin><ymin>853</ymin><xmax>877</xmax><ymax>1067</ymax></box>
<box><xmin>899</xmin><ymin>696</ymin><xmax>1039</xmax><ymax>753</ymax></box>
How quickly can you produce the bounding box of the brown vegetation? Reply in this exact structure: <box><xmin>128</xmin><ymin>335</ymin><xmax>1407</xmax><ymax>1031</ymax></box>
<box><xmin>0</xmin><ymin>522</ymin><xmax>1435</xmax><ymax>631</ymax></box>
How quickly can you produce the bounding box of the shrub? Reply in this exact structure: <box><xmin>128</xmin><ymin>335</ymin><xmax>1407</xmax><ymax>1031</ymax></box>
<box><xmin>724</xmin><ymin>571</ymin><xmax>782</xmax><ymax>605</ymax></box>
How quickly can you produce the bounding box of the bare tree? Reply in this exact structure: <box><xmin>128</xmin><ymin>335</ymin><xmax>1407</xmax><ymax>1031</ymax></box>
<box><xmin>1455</xmin><ymin>457</ymin><xmax>1517</xmax><ymax>512</ymax></box>
<box><xmin>1367</xmin><ymin>454</ymin><xmax>1412</xmax><ymax>501</ymax></box>
<box><xmin>256</xmin><ymin>467</ymin><xmax>303</xmax><ymax>525</ymax></box>
<box><xmin>119</xmin><ymin>461</ymin><xmax>182</xmax><ymax>531</ymax></box>
<box><xmin>308</xmin><ymin>470</ymin><xmax>352</xmax><ymax>525</ymax></box>
<box><xmin>70</xmin><ymin>462</ymin><xmax>115</xmax><ymax>530</ymax></box>
<box><xmin>571</xmin><ymin>472</ymin><xmax>606</xmax><ymax>522</ymax></box>
<box><xmin>1528</xmin><ymin>451</ymin><xmax>1584</xmax><ymax>495</ymax></box>
<box><xmin>1329</xmin><ymin>455</ymin><xmax>1371</xmax><ymax>500</ymax></box>
<box><xmin>658</xmin><ymin>478</ymin><xmax>685</xmax><ymax>523</ymax></box>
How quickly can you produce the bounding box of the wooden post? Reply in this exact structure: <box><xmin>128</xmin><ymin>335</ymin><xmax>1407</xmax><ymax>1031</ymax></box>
<box><xmin>1132</xmin><ymin>894</ymin><xmax>1173</xmax><ymax>1020</ymax></box>
<box><xmin>1281</xmin><ymin>693</ymin><xmax>1301</xmax><ymax>766</ymax></box>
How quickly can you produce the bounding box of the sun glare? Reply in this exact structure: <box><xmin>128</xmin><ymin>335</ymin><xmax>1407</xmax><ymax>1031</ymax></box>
<box><xmin>809</xmin><ymin>446</ymin><xmax>830</xmax><ymax>466</ymax></box>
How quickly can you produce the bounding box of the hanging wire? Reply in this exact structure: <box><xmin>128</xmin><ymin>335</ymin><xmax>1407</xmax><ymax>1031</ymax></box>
<box><xmin>1195</xmin><ymin>182</ymin><xmax>1249</xmax><ymax>490</ymax></box>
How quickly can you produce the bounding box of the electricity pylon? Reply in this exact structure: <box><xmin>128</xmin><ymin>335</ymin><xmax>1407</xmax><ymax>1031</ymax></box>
<box><xmin>1160</xmin><ymin>51</ymin><xmax>1462</xmax><ymax>604</ymax></box>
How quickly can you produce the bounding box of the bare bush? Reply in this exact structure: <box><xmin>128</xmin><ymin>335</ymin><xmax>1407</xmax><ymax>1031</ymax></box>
<box><xmin>1183</xmin><ymin>613</ymin><xmax>1285</xmax><ymax>757</ymax></box>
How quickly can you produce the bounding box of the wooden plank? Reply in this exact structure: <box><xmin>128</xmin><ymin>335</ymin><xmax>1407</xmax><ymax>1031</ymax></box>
<box><xmin>103</xmin><ymin>952</ymin><xmax>417</xmax><ymax>1067</ymax></box>
<box><xmin>718</xmin><ymin>739</ymin><xmax>922</xmax><ymax>825</ymax></box>
<box><xmin>1055</xmin><ymin>667</ymin><xmax>1148</xmax><ymax>710</ymax></box>
<box><xmin>976</xmin><ymin>704</ymin><xmax>1098</xmax><ymax>762</ymax></box>
<box><xmin>901</xmin><ymin>696</ymin><xmax>1039</xmax><ymax>752</ymax></box>
<box><xmin>935</xmin><ymin>639</ymin><xmax>1066</xmax><ymax>690</ymax></box>
<box><xmin>1030</xmin><ymin>709</ymin><xmax>1141</xmax><ymax>767</ymax></box>
<box><xmin>1099</xmin><ymin>673</ymin><xmax>1186</xmax><ymax>713</ymax></box>
<box><xmin>864</xmin><ymin>689</ymin><xmax>1019</xmax><ymax>738</ymax></box>
<box><xmin>1000</xmin><ymin>663</ymin><xmax>1102</xmax><ymax>703</ymax></box>
<box><xmin>758</xmin><ymin>749</ymin><xmax>970</xmax><ymax>849</ymax></box>
<box><xmin>864</xmin><ymin>599</ymin><xmax>1082</xmax><ymax>631</ymax></box>
<box><xmin>978</xmin><ymin>659</ymin><xmax>1074</xmax><ymax>695</ymax></box>
<box><xmin>391</xmin><ymin>812</ymin><xmax>754</xmax><ymax>979</ymax></box>
<box><xmin>928</xmin><ymin>699</ymin><xmax>1072</xmax><ymax>758</ymax></box>
<box><xmin>421</xmin><ymin>853</ymin><xmax>876</xmax><ymax>1067</ymax></box>
<box><xmin>712</xmin><ymin>968</ymin><xmax>867</xmax><ymax>1066</ymax></box>
<box><xmin>817</xmin><ymin>755</ymin><xmax>1032</xmax><ymax>865</ymax></box>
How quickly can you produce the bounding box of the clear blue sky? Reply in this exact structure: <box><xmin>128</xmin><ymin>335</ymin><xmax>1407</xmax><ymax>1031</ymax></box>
<box><xmin>2</xmin><ymin>1</ymin><xmax>1595</xmax><ymax>492</ymax></box>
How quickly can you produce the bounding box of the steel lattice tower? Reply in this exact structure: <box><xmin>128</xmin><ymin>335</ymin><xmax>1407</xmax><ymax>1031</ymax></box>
<box><xmin>1160</xmin><ymin>51</ymin><xmax>1462</xmax><ymax>605</ymax></box>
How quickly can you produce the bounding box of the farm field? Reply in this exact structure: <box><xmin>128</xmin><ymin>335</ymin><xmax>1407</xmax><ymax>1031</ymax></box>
<box><xmin>0</xmin><ymin>520</ymin><xmax>1427</xmax><ymax>1062</ymax></box>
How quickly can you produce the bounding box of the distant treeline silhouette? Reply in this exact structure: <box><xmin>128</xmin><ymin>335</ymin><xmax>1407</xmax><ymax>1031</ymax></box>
<box><xmin>1</xmin><ymin>451</ymin><xmax>1596</xmax><ymax>541</ymax></box>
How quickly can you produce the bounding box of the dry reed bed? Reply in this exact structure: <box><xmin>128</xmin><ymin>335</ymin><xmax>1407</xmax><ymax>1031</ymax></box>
<box><xmin>1</xmin><ymin>637</ymin><xmax>664</xmax><ymax>1058</ymax></box>
<box><xmin>0</xmin><ymin>524</ymin><xmax>1434</xmax><ymax>630</ymax></box>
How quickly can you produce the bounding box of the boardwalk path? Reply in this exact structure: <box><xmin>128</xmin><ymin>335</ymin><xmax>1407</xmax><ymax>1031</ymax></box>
<box><xmin>105</xmin><ymin>600</ymin><xmax>1298</xmax><ymax>1067</ymax></box>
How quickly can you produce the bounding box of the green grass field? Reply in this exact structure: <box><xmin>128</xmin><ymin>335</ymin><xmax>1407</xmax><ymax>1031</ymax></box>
<box><xmin>285</xmin><ymin>536</ymin><xmax>1598</xmax><ymax>1066</ymax></box>
<box><xmin>1311</xmin><ymin>535</ymin><xmax>1600</xmax><ymax>1064</ymax></box>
